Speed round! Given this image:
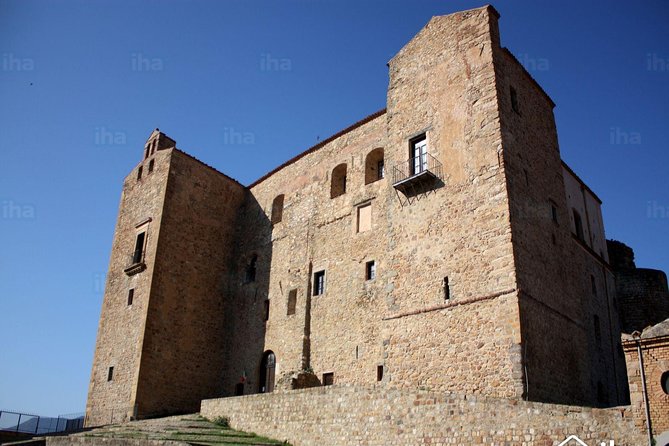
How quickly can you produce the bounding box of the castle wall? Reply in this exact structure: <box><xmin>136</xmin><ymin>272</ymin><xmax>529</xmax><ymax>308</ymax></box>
<box><xmin>201</xmin><ymin>385</ymin><xmax>645</xmax><ymax>446</ymax></box>
<box><xmin>132</xmin><ymin>149</ymin><xmax>248</xmax><ymax>417</ymax></box>
<box><xmin>492</xmin><ymin>44</ymin><xmax>627</xmax><ymax>405</ymax></box>
<box><xmin>85</xmin><ymin>148</ymin><xmax>171</xmax><ymax>426</ymax></box>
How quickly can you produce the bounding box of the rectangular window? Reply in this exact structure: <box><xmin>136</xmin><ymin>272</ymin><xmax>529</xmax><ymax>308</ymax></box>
<box><xmin>377</xmin><ymin>160</ymin><xmax>385</xmax><ymax>180</ymax></box>
<box><xmin>132</xmin><ymin>232</ymin><xmax>146</xmax><ymax>264</ymax></box>
<box><xmin>287</xmin><ymin>289</ymin><xmax>297</xmax><ymax>315</ymax></box>
<box><xmin>510</xmin><ymin>86</ymin><xmax>520</xmax><ymax>114</ymax></box>
<box><xmin>107</xmin><ymin>366</ymin><xmax>114</xmax><ymax>382</ymax></box>
<box><xmin>127</xmin><ymin>289</ymin><xmax>134</xmax><ymax>306</ymax></box>
<box><xmin>377</xmin><ymin>365</ymin><xmax>384</xmax><ymax>382</ymax></box>
<box><xmin>313</xmin><ymin>270</ymin><xmax>326</xmax><ymax>296</ymax></box>
<box><xmin>366</xmin><ymin>261</ymin><xmax>376</xmax><ymax>280</ymax></box>
<box><xmin>322</xmin><ymin>372</ymin><xmax>334</xmax><ymax>386</ymax></box>
<box><xmin>443</xmin><ymin>277</ymin><xmax>450</xmax><ymax>300</ymax></box>
<box><xmin>264</xmin><ymin>299</ymin><xmax>270</xmax><ymax>321</ymax></box>
<box><xmin>550</xmin><ymin>201</ymin><xmax>558</xmax><ymax>224</ymax></box>
<box><xmin>410</xmin><ymin>134</ymin><xmax>428</xmax><ymax>175</ymax></box>
<box><xmin>357</xmin><ymin>204</ymin><xmax>372</xmax><ymax>233</ymax></box>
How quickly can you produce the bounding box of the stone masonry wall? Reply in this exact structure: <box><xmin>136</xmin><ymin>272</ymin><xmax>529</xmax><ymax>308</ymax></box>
<box><xmin>493</xmin><ymin>37</ymin><xmax>627</xmax><ymax>405</ymax></box>
<box><xmin>623</xmin><ymin>336</ymin><xmax>669</xmax><ymax>441</ymax></box>
<box><xmin>201</xmin><ymin>385</ymin><xmax>644</xmax><ymax>446</ymax></box>
<box><xmin>86</xmin><ymin>144</ymin><xmax>172</xmax><ymax>426</ymax></box>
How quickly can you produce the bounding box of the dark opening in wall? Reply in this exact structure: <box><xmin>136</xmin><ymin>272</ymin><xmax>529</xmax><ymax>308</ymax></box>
<box><xmin>409</xmin><ymin>133</ymin><xmax>428</xmax><ymax>176</ymax></box>
<box><xmin>271</xmin><ymin>194</ymin><xmax>284</xmax><ymax>224</ymax></box>
<box><xmin>322</xmin><ymin>372</ymin><xmax>334</xmax><ymax>386</ymax></box>
<box><xmin>313</xmin><ymin>270</ymin><xmax>326</xmax><ymax>296</ymax></box>
<box><xmin>264</xmin><ymin>299</ymin><xmax>270</xmax><ymax>321</ymax></box>
<box><xmin>550</xmin><ymin>201</ymin><xmax>558</xmax><ymax>224</ymax></box>
<box><xmin>127</xmin><ymin>289</ymin><xmax>134</xmax><ymax>306</ymax></box>
<box><xmin>510</xmin><ymin>86</ymin><xmax>520</xmax><ymax>114</ymax></box>
<box><xmin>245</xmin><ymin>255</ymin><xmax>257</xmax><ymax>283</ymax></box>
<box><xmin>661</xmin><ymin>371</ymin><xmax>669</xmax><ymax>395</ymax></box>
<box><xmin>137</xmin><ymin>166</ymin><xmax>143</xmax><ymax>181</ymax></box>
<box><xmin>443</xmin><ymin>277</ymin><xmax>450</xmax><ymax>300</ymax></box>
<box><xmin>287</xmin><ymin>289</ymin><xmax>297</xmax><ymax>315</ymax></box>
<box><xmin>364</xmin><ymin>148</ymin><xmax>385</xmax><ymax>184</ymax></box>
<box><xmin>235</xmin><ymin>383</ymin><xmax>244</xmax><ymax>396</ymax></box>
<box><xmin>132</xmin><ymin>232</ymin><xmax>146</xmax><ymax>264</ymax></box>
<box><xmin>148</xmin><ymin>159</ymin><xmax>155</xmax><ymax>173</ymax></box>
<box><xmin>330</xmin><ymin>164</ymin><xmax>347</xmax><ymax>198</ymax></box>
<box><xmin>377</xmin><ymin>365</ymin><xmax>384</xmax><ymax>382</ymax></box>
<box><xmin>590</xmin><ymin>275</ymin><xmax>597</xmax><ymax>295</ymax></box>
<box><xmin>107</xmin><ymin>366</ymin><xmax>114</xmax><ymax>382</ymax></box>
<box><xmin>573</xmin><ymin>209</ymin><xmax>585</xmax><ymax>241</ymax></box>
<box><xmin>366</xmin><ymin>261</ymin><xmax>376</xmax><ymax>280</ymax></box>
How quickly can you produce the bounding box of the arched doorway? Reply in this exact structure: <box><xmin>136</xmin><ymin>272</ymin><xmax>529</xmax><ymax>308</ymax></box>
<box><xmin>259</xmin><ymin>351</ymin><xmax>276</xmax><ymax>393</ymax></box>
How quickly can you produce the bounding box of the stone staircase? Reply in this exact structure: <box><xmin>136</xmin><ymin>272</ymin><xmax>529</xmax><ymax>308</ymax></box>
<box><xmin>4</xmin><ymin>414</ymin><xmax>290</xmax><ymax>446</ymax></box>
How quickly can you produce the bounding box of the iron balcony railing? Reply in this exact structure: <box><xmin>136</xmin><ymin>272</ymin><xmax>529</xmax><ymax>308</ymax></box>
<box><xmin>392</xmin><ymin>153</ymin><xmax>444</xmax><ymax>187</ymax></box>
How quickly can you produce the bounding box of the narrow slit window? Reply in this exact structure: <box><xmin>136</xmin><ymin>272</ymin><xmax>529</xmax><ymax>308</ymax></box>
<box><xmin>287</xmin><ymin>289</ymin><xmax>297</xmax><ymax>315</ymax></box>
<box><xmin>443</xmin><ymin>276</ymin><xmax>450</xmax><ymax>300</ymax></box>
<box><xmin>377</xmin><ymin>365</ymin><xmax>384</xmax><ymax>382</ymax></box>
<box><xmin>148</xmin><ymin>159</ymin><xmax>155</xmax><ymax>173</ymax></box>
<box><xmin>366</xmin><ymin>261</ymin><xmax>376</xmax><ymax>281</ymax></box>
<box><xmin>137</xmin><ymin>166</ymin><xmax>143</xmax><ymax>181</ymax></box>
<box><xmin>550</xmin><ymin>201</ymin><xmax>558</xmax><ymax>224</ymax></box>
<box><xmin>107</xmin><ymin>366</ymin><xmax>114</xmax><ymax>382</ymax></box>
<box><xmin>510</xmin><ymin>86</ymin><xmax>520</xmax><ymax>114</ymax></box>
<box><xmin>127</xmin><ymin>288</ymin><xmax>134</xmax><ymax>306</ymax></box>
<box><xmin>313</xmin><ymin>270</ymin><xmax>326</xmax><ymax>296</ymax></box>
<box><xmin>573</xmin><ymin>209</ymin><xmax>585</xmax><ymax>241</ymax></box>
<box><xmin>264</xmin><ymin>299</ymin><xmax>270</xmax><ymax>321</ymax></box>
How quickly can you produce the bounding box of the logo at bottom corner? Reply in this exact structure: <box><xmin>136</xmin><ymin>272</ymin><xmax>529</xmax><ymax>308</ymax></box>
<box><xmin>558</xmin><ymin>435</ymin><xmax>615</xmax><ymax>446</ymax></box>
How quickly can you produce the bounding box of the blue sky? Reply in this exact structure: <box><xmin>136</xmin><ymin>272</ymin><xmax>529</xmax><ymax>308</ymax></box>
<box><xmin>0</xmin><ymin>0</ymin><xmax>667</xmax><ymax>416</ymax></box>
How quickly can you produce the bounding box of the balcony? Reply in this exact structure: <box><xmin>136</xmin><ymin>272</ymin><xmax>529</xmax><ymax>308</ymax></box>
<box><xmin>392</xmin><ymin>153</ymin><xmax>444</xmax><ymax>196</ymax></box>
<box><xmin>123</xmin><ymin>249</ymin><xmax>146</xmax><ymax>276</ymax></box>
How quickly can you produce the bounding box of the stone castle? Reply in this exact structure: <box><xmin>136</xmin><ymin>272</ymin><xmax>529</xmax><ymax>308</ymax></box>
<box><xmin>85</xmin><ymin>5</ymin><xmax>669</xmax><ymax>443</ymax></box>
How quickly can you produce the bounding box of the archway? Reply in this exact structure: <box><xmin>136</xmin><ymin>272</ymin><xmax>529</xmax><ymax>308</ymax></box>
<box><xmin>259</xmin><ymin>350</ymin><xmax>276</xmax><ymax>393</ymax></box>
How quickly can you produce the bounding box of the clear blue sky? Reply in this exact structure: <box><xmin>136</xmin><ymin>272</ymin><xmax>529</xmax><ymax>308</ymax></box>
<box><xmin>0</xmin><ymin>0</ymin><xmax>667</xmax><ymax>416</ymax></box>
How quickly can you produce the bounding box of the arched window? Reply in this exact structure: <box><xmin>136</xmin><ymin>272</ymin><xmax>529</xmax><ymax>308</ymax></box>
<box><xmin>148</xmin><ymin>159</ymin><xmax>155</xmax><ymax>173</ymax></box>
<box><xmin>271</xmin><ymin>194</ymin><xmax>284</xmax><ymax>224</ymax></box>
<box><xmin>259</xmin><ymin>351</ymin><xmax>276</xmax><ymax>393</ymax></box>
<box><xmin>245</xmin><ymin>254</ymin><xmax>257</xmax><ymax>283</ymax></box>
<box><xmin>573</xmin><ymin>209</ymin><xmax>584</xmax><ymax>241</ymax></box>
<box><xmin>364</xmin><ymin>148</ymin><xmax>385</xmax><ymax>184</ymax></box>
<box><xmin>330</xmin><ymin>164</ymin><xmax>347</xmax><ymax>198</ymax></box>
<box><xmin>661</xmin><ymin>371</ymin><xmax>669</xmax><ymax>395</ymax></box>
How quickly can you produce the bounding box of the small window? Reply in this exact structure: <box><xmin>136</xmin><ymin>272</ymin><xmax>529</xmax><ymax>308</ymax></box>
<box><xmin>443</xmin><ymin>276</ymin><xmax>450</xmax><ymax>300</ymax></box>
<box><xmin>550</xmin><ymin>201</ymin><xmax>558</xmax><ymax>224</ymax></box>
<box><xmin>410</xmin><ymin>134</ymin><xmax>428</xmax><ymax>175</ymax></box>
<box><xmin>132</xmin><ymin>232</ymin><xmax>146</xmax><ymax>264</ymax></box>
<box><xmin>377</xmin><ymin>365</ymin><xmax>384</xmax><ymax>382</ymax></box>
<box><xmin>661</xmin><ymin>371</ymin><xmax>669</xmax><ymax>395</ymax></box>
<box><xmin>148</xmin><ymin>159</ymin><xmax>155</xmax><ymax>173</ymax></box>
<box><xmin>137</xmin><ymin>166</ymin><xmax>143</xmax><ymax>181</ymax></box>
<box><xmin>287</xmin><ymin>289</ymin><xmax>297</xmax><ymax>315</ymax></box>
<box><xmin>590</xmin><ymin>275</ymin><xmax>597</xmax><ymax>296</ymax></box>
<box><xmin>313</xmin><ymin>270</ymin><xmax>326</xmax><ymax>296</ymax></box>
<box><xmin>264</xmin><ymin>299</ymin><xmax>270</xmax><ymax>321</ymax></box>
<box><xmin>245</xmin><ymin>255</ymin><xmax>257</xmax><ymax>283</ymax></box>
<box><xmin>127</xmin><ymin>289</ymin><xmax>134</xmax><ymax>306</ymax></box>
<box><xmin>322</xmin><ymin>372</ymin><xmax>334</xmax><ymax>386</ymax></box>
<box><xmin>107</xmin><ymin>366</ymin><xmax>114</xmax><ymax>382</ymax></box>
<box><xmin>357</xmin><ymin>203</ymin><xmax>372</xmax><ymax>233</ymax></box>
<box><xmin>144</xmin><ymin>146</ymin><xmax>150</xmax><ymax>160</ymax></box>
<box><xmin>573</xmin><ymin>209</ymin><xmax>585</xmax><ymax>241</ymax></box>
<box><xmin>330</xmin><ymin>164</ymin><xmax>347</xmax><ymax>198</ymax></box>
<box><xmin>594</xmin><ymin>315</ymin><xmax>601</xmax><ymax>347</ymax></box>
<box><xmin>364</xmin><ymin>148</ymin><xmax>385</xmax><ymax>184</ymax></box>
<box><xmin>510</xmin><ymin>86</ymin><xmax>520</xmax><ymax>114</ymax></box>
<box><xmin>365</xmin><ymin>261</ymin><xmax>376</xmax><ymax>281</ymax></box>
<box><xmin>151</xmin><ymin>140</ymin><xmax>157</xmax><ymax>155</ymax></box>
<box><xmin>271</xmin><ymin>194</ymin><xmax>284</xmax><ymax>224</ymax></box>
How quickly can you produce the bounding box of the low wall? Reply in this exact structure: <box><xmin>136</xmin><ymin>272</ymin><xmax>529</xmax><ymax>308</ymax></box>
<box><xmin>201</xmin><ymin>385</ymin><xmax>644</xmax><ymax>446</ymax></box>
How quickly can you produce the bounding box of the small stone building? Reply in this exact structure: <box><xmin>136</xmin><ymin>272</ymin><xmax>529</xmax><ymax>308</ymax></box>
<box><xmin>623</xmin><ymin>320</ymin><xmax>669</xmax><ymax>446</ymax></box>
<box><xmin>85</xmin><ymin>5</ymin><xmax>632</xmax><ymax>426</ymax></box>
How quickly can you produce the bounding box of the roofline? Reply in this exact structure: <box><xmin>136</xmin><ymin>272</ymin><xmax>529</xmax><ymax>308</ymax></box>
<box><xmin>500</xmin><ymin>48</ymin><xmax>556</xmax><ymax>109</ymax></box>
<box><xmin>247</xmin><ymin>108</ymin><xmax>387</xmax><ymax>188</ymax></box>
<box><xmin>561</xmin><ymin>160</ymin><xmax>603</xmax><ymax>204</ymax></box>
<box><xmin>172</xmin><ymin>148</ymin><xmax>245</xmax><ymax>189</ymax></box>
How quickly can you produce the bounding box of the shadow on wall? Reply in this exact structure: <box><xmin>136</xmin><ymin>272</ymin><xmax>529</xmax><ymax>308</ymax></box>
<box><xmin>222</xmin><ymin>190</ymin><xmax>273</xmax><ymax>397</ymax></box>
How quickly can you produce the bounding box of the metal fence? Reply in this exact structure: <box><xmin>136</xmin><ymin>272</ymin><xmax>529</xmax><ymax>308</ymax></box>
<box><xmin>0</xmin><ymin>410</ymin><xmax>85</xmax><ymax>435</ymax></box>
